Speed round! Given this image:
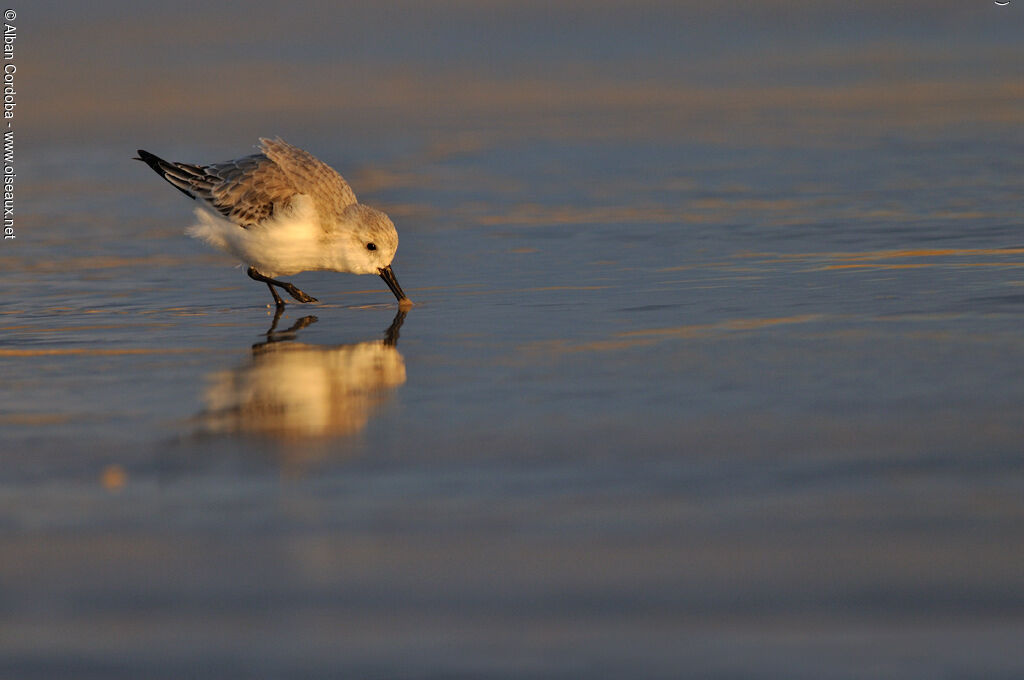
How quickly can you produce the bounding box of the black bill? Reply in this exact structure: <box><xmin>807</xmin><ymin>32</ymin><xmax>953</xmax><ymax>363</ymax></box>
<box><xmin>378</xmin><ymin>265</ymin><xmax>410</xmax><ymax>304</ymax></box>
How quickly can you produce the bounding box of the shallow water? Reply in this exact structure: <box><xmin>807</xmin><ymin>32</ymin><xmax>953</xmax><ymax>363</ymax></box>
<box><xmin>3</xmin><ymin>2</ymin><xmax>1024</xmax><ymax>678</ymax></box>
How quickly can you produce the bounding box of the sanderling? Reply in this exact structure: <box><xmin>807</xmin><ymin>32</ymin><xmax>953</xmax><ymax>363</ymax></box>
<box><xmin>136</xmin><ymin>137</ymin><xmax>411</xmax><ymax>309</ymax></box>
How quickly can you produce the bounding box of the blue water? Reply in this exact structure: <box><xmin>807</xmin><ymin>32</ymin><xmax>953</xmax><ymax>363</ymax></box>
<box><xmin>2</xmin><ymin>2</ymin><xmax>1024</xmax><ymax>678</ymax></box>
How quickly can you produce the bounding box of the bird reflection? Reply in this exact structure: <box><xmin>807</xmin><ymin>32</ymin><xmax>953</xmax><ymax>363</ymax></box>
<box><xmin>194</xmin><ymin>309</ymin><xmax>407</xmax><ymax>453</ymax></box>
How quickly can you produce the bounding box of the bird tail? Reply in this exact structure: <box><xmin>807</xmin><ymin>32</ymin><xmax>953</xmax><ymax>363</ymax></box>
<box><xmin>134</xmin><ymin>149</ymin><xmax>206</xmax><ymax>200</ymax></box>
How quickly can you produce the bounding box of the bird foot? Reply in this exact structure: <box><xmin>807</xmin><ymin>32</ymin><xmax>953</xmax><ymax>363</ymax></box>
<box><xmin>283</xmin><ymin>284</ymin><xmax>318</xmax><ymax>304</ymax></box>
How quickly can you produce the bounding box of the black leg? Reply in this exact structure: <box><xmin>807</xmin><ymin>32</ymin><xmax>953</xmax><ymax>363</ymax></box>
<box><xmin>266</xmin><ymin>282</ymin><xmax>285</xmax><ymax>308</ymax></box>
<box><xmin>279</xmin><ymin>281</ymin><xmax>318</xmax><ymax>304</ymax></box>
<box><xmin>247</xmin><ymin>266</ymin><xmax>318</xmax><ymax>305</ymax></box>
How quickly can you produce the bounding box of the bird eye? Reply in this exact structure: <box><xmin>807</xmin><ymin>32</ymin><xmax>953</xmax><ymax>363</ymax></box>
<box><xmin>366</xmin><ymin>243</ymin><xmax>377</xmax><ymax>251</ymax></box>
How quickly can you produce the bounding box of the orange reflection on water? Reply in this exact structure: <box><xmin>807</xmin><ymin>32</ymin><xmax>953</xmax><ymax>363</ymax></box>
<box><xmin>0</xmin><ymin>348</ymin><xmax>199</xmax><ymax>357</ymax></box>
<box><xmin>744</xmin><ymin>248</ymin><xmax>1024</xmax><ymax>261</ymax></box>
<box><xmin>525</xmin><ymin>314</ymin><xmax>820</xmax><ymax>355</ymax></box>
<box><xmin>193</xmin><ymin>313</ymin><xmax>408</xmax><ymax>461</ymax></box>
<box><xmin>736</xmin><ymin>248</ymin><xmax>1024</xmax><ymax>271</ymax></box>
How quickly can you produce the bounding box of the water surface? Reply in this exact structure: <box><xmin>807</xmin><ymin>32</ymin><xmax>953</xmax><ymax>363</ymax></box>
<box><xmin>3</xmin><ymin>2</ymin><xmax>1024</xmax><ymax>678</ymax></box>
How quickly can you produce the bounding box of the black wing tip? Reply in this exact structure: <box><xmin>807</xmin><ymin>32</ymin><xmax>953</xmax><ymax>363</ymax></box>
<box><xmin>134</xmin><ymin>149</ymin><xmax>162</xmax><ymax>168</ymax></box>
<box><xmin>135</xmin><ymin>148</ymin><xmax>197</xmax><ymax>200</ymax></box>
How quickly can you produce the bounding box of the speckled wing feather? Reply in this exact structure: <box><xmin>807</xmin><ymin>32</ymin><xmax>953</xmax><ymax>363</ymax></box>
<box><xmin>136</xmin><ymin>138</ymin><xmax>357</xmax><ymax>229</ymax></box>
<box><xmin>258</xmin><ymin>137</ymin><xmax>358</xmax><ymax>216</ymax></box>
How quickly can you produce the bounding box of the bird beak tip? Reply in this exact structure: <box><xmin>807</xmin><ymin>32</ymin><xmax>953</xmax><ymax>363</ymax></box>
<box><xmin>379</xmin><ymin>265</ymin><xmax>411</xmax><ymax>307</ymax></box>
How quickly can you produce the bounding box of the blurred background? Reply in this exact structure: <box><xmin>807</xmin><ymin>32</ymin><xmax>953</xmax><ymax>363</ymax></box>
<box><xmin>3</xmin><ymin>1</ymin><xmax>1024</xmax><ymax>678</ymax></box>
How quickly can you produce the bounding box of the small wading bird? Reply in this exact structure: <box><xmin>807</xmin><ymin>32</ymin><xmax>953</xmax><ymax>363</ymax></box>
<box><xmin>136</xmin><ymin>138</ymin><xmax>411</xmax><ymax>309</ymax></box>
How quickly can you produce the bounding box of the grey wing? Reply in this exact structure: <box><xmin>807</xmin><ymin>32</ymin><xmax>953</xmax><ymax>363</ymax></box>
<box><xmin>198</xmin><ymin>154</ymin><xmax>300</xmax><ymax>227</ymax></box>
<box><xmin>137</xmin><ymin>139</ymin><xmax>355</xmax><ymax>229</ymax></box>
<box><xmin>259</xmin><ymin>138</ymin><xmax>358</xmax><ymax>217</ymax></box>
<box><xmin>137</xmin><ymin>149</ymin><xmax>299</xmax><ymax>227</ymax></box>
